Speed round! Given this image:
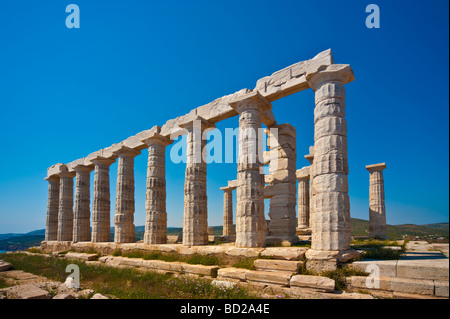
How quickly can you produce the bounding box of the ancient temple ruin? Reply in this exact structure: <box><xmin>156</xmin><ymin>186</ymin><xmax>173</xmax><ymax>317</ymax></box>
<box><xmin>42</xmin><ymin>49</ymin><xmax>360</xmax><ymax>270</ymax></box>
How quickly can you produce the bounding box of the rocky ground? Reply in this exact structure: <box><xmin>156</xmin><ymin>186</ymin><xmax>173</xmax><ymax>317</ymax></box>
<box><xmin>0</xmin><ymin>260</ymin><xmax>110</xmax><ymax>299</ymax></box>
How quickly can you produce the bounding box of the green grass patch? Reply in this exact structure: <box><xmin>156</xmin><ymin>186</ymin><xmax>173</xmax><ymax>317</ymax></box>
<box><xmin>231</xmin><ymin>258</ymin><xmax>256</xmax><ymax>270</ymax></box>
<box><xmin>321</xmin><ymin>266</ymin><xmax>368</xmax><ymax>291</ymax></box>
<box><xmin>0</xmin><ymin>253</ymin><xmax>257</xmax><ymax>299</ymax></box>
<box><xmin>360</xmin><ymin>247</ymin><xmax>403</xmax><ymax>260</ymax></box>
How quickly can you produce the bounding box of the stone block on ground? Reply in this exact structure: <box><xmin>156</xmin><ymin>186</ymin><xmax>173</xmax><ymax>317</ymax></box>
<box><xmin>182</xmin><ymin>264</ymin><xmax>219</xmax><ymax>277</ymax></box>
<box><xmin>217</xmin><ymin>268</ymin><xmax>249</xmax><ymax>282</ymax></box>
<box><xmin>259</xmin><ymin>247</ymin><xmax>307</xmax><ymax>261</ymax></box>
<box><xmin>65</xmin><ymin>252</ymin><xmax>99</xmax><ymax>261</ymax></box>
<box><xmin>253</xmin><ymin>259</ymin><xmax>301</xmax><ymax>274</ymax></box>
<box><xmin>0</xmin><ymin>260</ymin><xmax>12</xmax><ymax>272</ymax></box>
<box><xmin>245</xmin><ymin>270</ymin><xmax>292</xmax><ymax>286</ymax></box>
<box><xmin>2</xmin><ymin>284</ymin><xmax>51</xmax><ymax>299</ymax></box>
<box><xmin>290</xmin><ymin>275</ymin><xmax>335</xmax><ymax>292</ymax></box>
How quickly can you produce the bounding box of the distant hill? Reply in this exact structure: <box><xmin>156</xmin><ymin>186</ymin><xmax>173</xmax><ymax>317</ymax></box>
<box><xmin>1</xmin><ymin>219</ymin><xmax>447</xmax><ymax>251</ymax></box>
<box><xmin>351</xmin><ymin>218</ymin><xmax>448</xmax><ymax>240</ymax></box>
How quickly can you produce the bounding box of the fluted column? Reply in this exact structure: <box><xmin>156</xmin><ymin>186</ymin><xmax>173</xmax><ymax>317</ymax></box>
<box><xmin>73</xmin><ymin>164</ymin><xmax>94</xmax><ymax>243</ymax></box>
<box><xmin>57</xmin><ymin>168</ymin><xmax>76</xmax><ymax>242</ymax></box>
<box><xmin>220</xmin><ymin>186</ymin><xmax>236</xmax><ymax>236</ymax></box>
<box><xmin>366</xmin><ymin>163</ymin><xmax>387</xmax><ymax>239</ymax></box>
<box><xmin>304</xmin><ymin>147</ymin><xmax>314</xmax><ymax>230</ymax></box>
<box><xmin>296</xmin><ymin>166</ymin><xmax>310</xmax><ymax>229</ymax></box>
<box><xmin>230</xmin><ymin>91</ymin><xmax>271</xmax><ymax>247</ymax></box>
<box><xmin>307</xmin><ymin>64</ymin><xmax>354</xmax><ymax>252</ymax></box>
<box><xmin>180</xmin><ymin>116</ymin><xmax>215</xmax><ymax>246</ymax></box>
<box><xmin>142</xmin><ymin>128</ymin><xmax>172</xmax><ymax>244</ymax></box>
<box><xmin>44</xmin><ymin>175</ymin><xmax>60</xmax><ymax>241</ymax></box>
<box><xmin>113</xmin><ymin>146</ymin><xmax>141</xmax><ymax>243</ymax></box>
<box><xmin>92</xmin><ymin>157</ymin><xmax>115</xmax><ymax>242</ymax></box>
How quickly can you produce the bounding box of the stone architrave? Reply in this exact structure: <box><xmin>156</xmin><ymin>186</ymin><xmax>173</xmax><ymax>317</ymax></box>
<box><xmin>229</xmin><ymin>91</ymin><xmax>271</xmax><ymax>248</ymax></box>
<box><xmin>180</xmin><ymin>117</ymin><xmax>215</xmax><ymax>246</ymax></box>
<box><xmin>142</xmin><ymin>128</ymin><xmax>173</xmax><ymax>244</ymax></box>
<box><xmin>91</xmin><ymin>157</ymin><xmax>115</xmax><ymax>243</ymax></box>
<box><xmin>306</xmin><ymin>64</ymin><xmax>354</xmax><ymax>253</ymax></box>
<box><xmin>44</xmin><ymin>175</ymin><xmax>60</xmax><ymax>241</ymax></box>
<box><xmin>57</xmin><ymin>167</ymin><xmax>76</xmax><ymax>242</ymax></box>
<box><xmin>113</xmin><ymin>146</ymin><xmax>141</xmax><ymax>244</ymax></box>
<box><xmin>73</xmin><ymin>164</ymin><xmax>94</xmax><ymax>242</ymax></box>
<box><xmin>366</xmin><ymin>163</ymin><xmax>387</xmax><ymax>239</ymax></box>
<box><xmin>296</xmin><ymin>166</ymin><xmax>310</xmax><ymax>230</ymax></box>
<box><xmin>220</xmin><ymin>186</ymin><xmax>236</xmax><ymax>236</ymax></box>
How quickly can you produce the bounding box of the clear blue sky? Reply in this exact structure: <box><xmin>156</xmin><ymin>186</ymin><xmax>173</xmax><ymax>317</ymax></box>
<box><xmin>0</xmin><ymin>0</ymin><xmax>448</xmax><ymax>233</ymax></box>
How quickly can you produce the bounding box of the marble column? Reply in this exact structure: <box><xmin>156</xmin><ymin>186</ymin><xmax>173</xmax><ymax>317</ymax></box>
<box><xmin>220</xmin><ymin>186</ymin><xmax>236</xmax><ymax>236</ymax></box>
<box><xmin>142</xmin><ymin>129</ymin><xmax>172</xmax><ymax>244</ymax></box>
<box><xmin>180</xmin><ymin>116</ymin><xmax>215</xmax><ymax>246</ymax></box>
<box><xmin>304</xmin><ymin>147</ymin><xmax>314</xmax><ymax>231</ymax></box>
<box><xmin>57</xmin><ymin>168</ymin><xmax>76</xmax><ymax>242</ymax></box>
<box><xmin>72</xmin><ymin>164</ymin><xmax>94</xmax><ymax>243</ymax></box>
<box><xmin>113</xmin><ymin>146</ymin><xmax>141</xmax><ymax>244</ymax></box>
<box><xmin>266</xmin><ymin>123</ymin><xmax>297</xmax><ymax>239</ymax></box>
<box><xmin>230</xmin><ymin>91</ymin><xmax>271</xmax><ymax>247</ymax></box>
<box><xmin>366</xmin><ymin>163</ymin><xmax>387</xmax><ymax>239</ymax></box>
<box><xmin>306</xmin><ymin>64</ymin><xmax>354</xmax><ymax>253</ymax></box>
<box><xmin>296</xmin><ymin>166</ymin><xmax>310</xmax><ymax>230</ymax></box>
<box><xmin>91</xmin><ymin>157</ymin><xmax>115</xmax><ymax>242</ymax></box>
<box><xmin>44</xmin><ymin>175</ymin><xmax>60</xmax><ymax>241</ymax></box>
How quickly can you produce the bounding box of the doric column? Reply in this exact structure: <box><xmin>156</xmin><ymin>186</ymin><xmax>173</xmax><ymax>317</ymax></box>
<box><xmin>366</xmin><ymin>163</ymin><xmax>387</xmax><ymax>239</ymax></box>
<box><xmin>220</xmin><ymin>186</ymin><xmax>236</xmax><ymax>236</ymax></box>
<box><xmin>44</xmin><ymin>175</ymin><xmax>60</xmax><ymax>241</ymax></box>
<box><xmin>91</xmin><ymin>157</ymin><xmax>115</xmax><ymax>243</ymax></box>
<box><xmin>306</xmin><ymin>64</ymin><xmax>354</xmax><ymax>253</ymax></box>
<box><xmin>113</xmin><ymin>146</ymin><xmax>141</xmax><ymax>243</ymax></box>
<box><xmin>296</xmin><ymin>166</ymin><xmax>310</xmax><ymax>230</ymax></box>
<box><xmin>266</xmin><ymin>123</ymin><xmax>297</xmax><ymax>239</ymax></box>
<box><xmin>304</xmin><ymin>147</ymin><xmax>314</xmax><ymax>230</ymax></box>
<box><xmin>142</xmin><ymin>128</ymin><xmax>172</xmax><ymax>244</ymax></box>
<box><xmin>72</xmin><ymin>164</ymin><xmax>94</xmax><ymax>243</ymax></box>
<box><xmin>57</xmin><ymin>168</ymin><xmax>76</xmax><ymax>242</ymax></box>
<box><xmin>230</xmin><ymin>91</ymin><xmax>271</xmax><ymax>247</ymax></box>
<box><xmin>180</xmin><ymin>116</ymin><xmax>215</xmax><ymax>246</ymax></box>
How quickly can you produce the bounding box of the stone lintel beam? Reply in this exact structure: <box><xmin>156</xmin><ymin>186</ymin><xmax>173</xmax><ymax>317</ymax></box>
<box><xmin>255</xmin><ymin>49</ymin><xmax>334</xmax><ymax>102</ymax></box>
<box><xmin>228</xmin><ymin>180</ymin><xmax>239</xmax><ymax>188</ymax></box>
<box><xmin>47</xmin><ymin>163</ymin><xmax>67</xmax><ymax>179</ymax></box>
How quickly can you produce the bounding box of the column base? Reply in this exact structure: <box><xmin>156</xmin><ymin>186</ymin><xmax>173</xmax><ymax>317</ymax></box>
<box><xmin>305</xmin><ymin>249</ymin><xmax>361</xmax><ymax>272</ymax></box>
<box><xmin>265</xmin><ymin>235</ymin><xmax>300</xmax><ymax>247</ymax></box>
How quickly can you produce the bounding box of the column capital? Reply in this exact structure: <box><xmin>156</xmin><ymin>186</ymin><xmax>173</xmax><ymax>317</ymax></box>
<box><xmin>304</xmin><ymin>146</ymin><xmax>315</xmax><ymax>164</ymax></box>
<box><xmin>178</xmin><ymin>116</ymin><xmax>215</xmax><ymax>132</ymax></box>
<box><xmin>306</xmin><ymin>64</ymin><xmax>355</xmax><ymax>91</ymax></box>
<box><xmin>229</xmin><ymin>90</ymin><xmax>272</xmax><ymax>114</ymax></box>
<box><xmin>91</xmin><ymin>155</ymin><xmax>116</xmax><ymax>166</ymax></box>
<box><xmin>296</xmin><ymin>166</ymin><xmax>310</xmax><ymax>181</ymax></box>
<box><xmin>220</xmin><ymin>186</ymin><xmax>236</xmax><ymax>192</ymax></box>
<box><xmin>58</xmin><ymin>171</ymin><xmax>76</xmax><ymax>178</ymax></box>
<box><xmin>366</xmin><ymin>162</ymin><xmax>387</xmax><ymax>172</ymax></box>
<box><xmin>113</xmin><ymin>145</ymin><xmax>141</xmax><ymax>158</ymax></box>
<box><xmin>73</xmin><ymin>164</ymin><xmax>94</xmax><ymax>173</ymax></box>
<box><xmin>44</xmin><ymin>175</ymin><xmax>60</xmax><ymax>182</ymax></box>
<box><xmin>142</xmin><ymin>131</ymin><xmax>173</xmax><ymax>147</ymax></box>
